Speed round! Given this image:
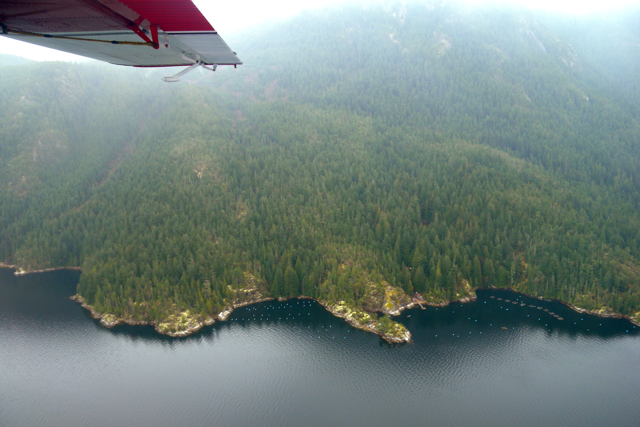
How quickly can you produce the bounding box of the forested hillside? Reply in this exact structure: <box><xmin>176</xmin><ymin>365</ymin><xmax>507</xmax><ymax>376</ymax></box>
<box><xmin>1</xmin><ymin>2</ymin><xmax>639</xmax><ymax>332</ymax></box>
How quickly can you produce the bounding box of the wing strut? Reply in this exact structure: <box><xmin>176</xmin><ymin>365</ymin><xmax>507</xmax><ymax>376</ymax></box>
<box><xmin>162</xmin><ymin>54</ymin><xmax>217</xmax><ymax>82</ymax></box>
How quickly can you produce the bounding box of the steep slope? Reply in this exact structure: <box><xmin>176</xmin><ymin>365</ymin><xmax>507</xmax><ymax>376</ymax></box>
<box><xmin>1</xmin><ymin>2</ymin><xmax>639</xmax><ymax>338</ymax></box>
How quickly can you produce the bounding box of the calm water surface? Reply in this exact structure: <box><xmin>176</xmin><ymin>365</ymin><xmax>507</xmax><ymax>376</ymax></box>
<box><xmin>1</xmin><ymin>269</ymin><xmax>639</xmax><ymax>427</ymax></box>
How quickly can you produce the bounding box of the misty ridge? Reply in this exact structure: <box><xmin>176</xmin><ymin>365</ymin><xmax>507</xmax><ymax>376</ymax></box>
<box><xmin>1</xmin><ymin>0</ymin><xmax>639</xmax><ymax>335</ymax></box>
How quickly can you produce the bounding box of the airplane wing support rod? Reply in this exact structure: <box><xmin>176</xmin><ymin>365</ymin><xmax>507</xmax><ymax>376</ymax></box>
<box><xmin>162</xmin><ymin>63</ymin><xmax>200</xmax><ymax>82</ymax></box>
<box><xmin>162</xmin><ymin>53</ymin><xmax>217</xmax><ymax>82</ymax></box>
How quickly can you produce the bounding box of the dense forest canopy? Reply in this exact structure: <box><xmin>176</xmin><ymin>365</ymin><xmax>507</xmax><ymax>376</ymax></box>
<box><xmin>1</xmin><ymin>1</ymin><xmax>639</xmax><ymax>327</ymax></box>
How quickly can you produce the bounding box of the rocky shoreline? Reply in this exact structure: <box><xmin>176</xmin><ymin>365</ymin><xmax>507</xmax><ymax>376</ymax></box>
<box><xmin>2</xmin><ymin>263</ymin><xmax>637</xmax><ymax>338</ymax></box>
<box><xmin>489</xmin><ymin>287</ymin><xmax>640</xmax><ymax>327</ymax></box>
<box><xmin>70</xmin><ymin>292</ymin><xmax>415</xmax><ymax>343</ymax></box>
<box><xmin>0</xmin><ymin>263</ymin><xmax>82</xmax><ymax>276</ymax></box>
<box><xmin>564</xmin><ymin>304</ymin><xmax>640</xmax><ymax>326</ymax></box>
<box><xmin>315</xmin><ymin>298</ymin><xmax>411</xmax><ymax>344</ymax></box>
<box><xmin>326</xmin><ymin>293</ymin><xmax>479</xmax><ymax>344</ymax></box>
<box><xmin>15</xmin><ymin>266</ymin><xmax>82</xmax><ymax>276</ymax></box>
<box><xmin>69</xmin><ymin>286</ymin><xmax>640</xmax><ymax>340</ymax></box>
<box><xmin>70</xmin><ymin>294</ymin><xmax>278</xmax><ymax>337</ymax></box>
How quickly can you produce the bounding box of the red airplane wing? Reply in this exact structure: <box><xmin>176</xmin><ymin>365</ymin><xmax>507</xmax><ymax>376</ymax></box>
<box><xmin>0</xmin><ymin>0</ymin><xmax>241</xmax><ymax>71</ymax></box>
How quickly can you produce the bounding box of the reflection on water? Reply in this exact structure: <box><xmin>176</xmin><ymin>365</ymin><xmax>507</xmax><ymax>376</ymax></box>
<box><xmin>1</xmin><ymin>269</ymin><xmax>639</xmax><ymax>427</ymax></box>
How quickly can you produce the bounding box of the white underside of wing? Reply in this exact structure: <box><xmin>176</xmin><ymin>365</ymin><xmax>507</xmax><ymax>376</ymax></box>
<box><xmin>2</xmin><ymin>31</ymin><xmax>241</xmax><ymax>67</ymax></box>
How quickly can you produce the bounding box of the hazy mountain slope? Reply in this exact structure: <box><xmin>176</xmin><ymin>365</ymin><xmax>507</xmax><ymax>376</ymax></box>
<box><xmin>223</xmin><ymin>2</ymin><xmax>640</xmax><ymax>192</ymax></box>
<box><xmin>1</xmin><ymin>3</ymin><xmax>639</xmax><ymax>333</ymax></box>
<box><xmin>0</xmin><ymin>62</ymin><xmax>175</xmax><ymax>262</ymax></box>
<box><xmin>539</xmin><ymin>4</ymin><xmax>640</xmax><ymax>108</ymax></box>
<box><xmin>0</xmin><ymin>54</ymin><xmax>34</xmax><ymax>67</ymax></box>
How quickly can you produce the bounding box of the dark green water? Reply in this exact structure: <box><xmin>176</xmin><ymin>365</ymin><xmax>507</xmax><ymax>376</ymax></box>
<box><xmin>1</xmin><ymin>268</ymin><xmax>639</xmax><ymax>427</ymax></box>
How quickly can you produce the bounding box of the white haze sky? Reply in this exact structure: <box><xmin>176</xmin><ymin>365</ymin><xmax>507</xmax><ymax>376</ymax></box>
<box><xmin>0</xmin><ymin>0</ymin><xmax>636</xmax><ymax>62</ymax></box>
